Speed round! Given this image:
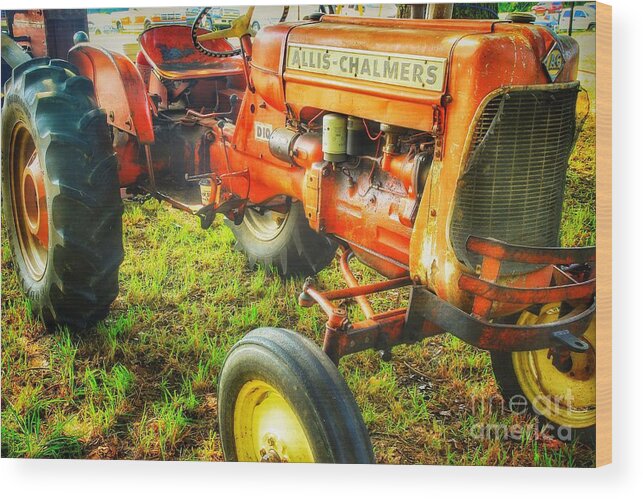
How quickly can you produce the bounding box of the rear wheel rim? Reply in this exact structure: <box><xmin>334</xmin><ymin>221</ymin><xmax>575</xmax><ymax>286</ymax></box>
<box><xmin>9</xmin><ymin>122</ymin><xmax>48</xmax><ymax>281</ymax></box>
<box><xmin>234</xmin><ymin>380</ymin><xmax>314</xmax><ymax>462</ymax></box>
<box><xmin>244</xmin><ymin>207</ymin><xmax>289</xmax><ymax>242</ymax></box>
<box><xmin>512</xmin><ymin>303</ymin><xmax>596</xmax><ymax>429</ymax></box>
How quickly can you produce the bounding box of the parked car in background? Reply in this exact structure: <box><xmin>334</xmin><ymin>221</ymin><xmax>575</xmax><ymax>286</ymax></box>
<box><xmin>531</xmin><ymin>2</ymin><xmax>563</xmax><ymax>16</ymax></box>
<box><xmin>185</xmin><ymin>8</ymin><xmax>214</xmax><ymax>30</ymax></box>
<box><xmin>558</xmin><ymin>6</ymin><xmax>596</xmax><ymax>32</ymax></box>
<box><xmin>87</xmin><ymin>13</ymin><xmax>115</xmax><ymax>35</ymax></box>
<box><xmin>246</xmin><ymin>5</ymin><xmax>323</xmax><ymax>33</ymax></box>
<box><xmin>208</xmin><ymin>6</ymin><xmax>241</xmax><ymax>30</ymax></box>
<box><xmin>584</xmin><ymin>2</ymin><xmax>597</xmax><ymax>11</ymax></box>
<box><xmin>335</xmin><ymin>4</ymin><xmax>398</xmax><ymax>18</ymax></box>
<box><xmin>534</xmin><ymin>13</ymin><xmax>559</xmax><ymax>31</ymax></box>
<box><xmin>113</xmin><ymin>8</ymin><xmax>185</xmax><ymax>32</ymax></box>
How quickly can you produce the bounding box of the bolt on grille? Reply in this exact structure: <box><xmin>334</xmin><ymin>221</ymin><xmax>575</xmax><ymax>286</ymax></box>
<box><xmin>450</xmin><ymin>84</ymin><xmax>580</xmax><ymax>274</ymax></box>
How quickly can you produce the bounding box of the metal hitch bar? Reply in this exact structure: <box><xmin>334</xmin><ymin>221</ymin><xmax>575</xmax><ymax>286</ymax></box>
<box><xmin>299</xmin><ymin>237</ymin><xmax>596</xmax><ymax>363</ymax></box>
<box><xmin>404</xmin><ymin>286</ymin><xmax>595</xmax><ymax>352</ymax></box>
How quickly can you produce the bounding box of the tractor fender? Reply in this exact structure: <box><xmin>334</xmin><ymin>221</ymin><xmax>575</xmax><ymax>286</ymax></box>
<box><xmin>68</xmin><ymin>44</ymin><xmax>154</xmax><ymax>144</ymax></box>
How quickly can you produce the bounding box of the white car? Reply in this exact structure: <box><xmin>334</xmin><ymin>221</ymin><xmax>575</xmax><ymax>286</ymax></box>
<box><xmin>251</xmin><ymin>5</ymin><xmax>324</xmax><ymax>32</ymax></box>
<box><xmin>557</xmin><ymin>6</ymin><xmax>596</xmax><ymax>32</ymax></box>
<box><xmin>335</xmin><ymin>4</ymin><xmax>398</xmax><ymax>18</ymax></box>
<box><xmin>87</xmin><ymin>13</ymin><xmax>115</xmax><ymax>35</ymax></box>
<box><xmin>113</xmin><ymin>8</ymin><xmax>185</xmax><ymax>33</ymax></box>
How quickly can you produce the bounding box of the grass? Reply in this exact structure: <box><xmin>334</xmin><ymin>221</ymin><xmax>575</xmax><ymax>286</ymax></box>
<box><xmin>1</xmin><ymin>60</ymin><xmax>596</xmax><ymax>468</ymax></box>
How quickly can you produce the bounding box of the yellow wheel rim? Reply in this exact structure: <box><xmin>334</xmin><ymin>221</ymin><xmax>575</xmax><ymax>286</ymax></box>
<box><xmin>233</xmin><ymin>380</ymin><xmax>314</xmax><ymax>463</ymax></box>
<box><xmin>512</xmin><ymin>303</ymin><xmax>596</xmax><ymax>429</ymax></box>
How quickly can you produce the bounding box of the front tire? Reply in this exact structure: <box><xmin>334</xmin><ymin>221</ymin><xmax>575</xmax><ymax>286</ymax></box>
<box><xmin>218</xmin><ymin>327</ymin><xmax>374</xmax><ymax>463</ymax></box>
<box><xmin>1</xmin><ymin>58</ymin><xmax>124</xmax><ymax>330</ymax></box>
<box><xmin>228</xmin><ymin>201</ymin><xmax>337</xmax><ymax>277</ymax></box>
<box><xmin>490</xmin><ymin>303</ymin><xmax>596</xmax><ymax>444</ymax></box>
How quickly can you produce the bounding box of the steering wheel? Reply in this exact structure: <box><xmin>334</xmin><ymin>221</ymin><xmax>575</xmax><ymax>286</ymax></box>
<box><xmin>191</xmin><ymin>6</ymin><xmax>290</xmax><ymax>58</ymax></box>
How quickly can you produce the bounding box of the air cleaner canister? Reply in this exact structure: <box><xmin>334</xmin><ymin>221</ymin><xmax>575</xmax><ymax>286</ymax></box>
<box><xmin>322</xmin><ymin>114</ymin><xmax>347</xmax><ymax>162</ymax></box>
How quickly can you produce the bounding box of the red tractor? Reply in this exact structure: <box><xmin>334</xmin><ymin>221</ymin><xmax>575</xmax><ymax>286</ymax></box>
<box><xmin>1</xmin><ymin>7</ymin><xmax>595</xmax><ymax>463</ymax></box>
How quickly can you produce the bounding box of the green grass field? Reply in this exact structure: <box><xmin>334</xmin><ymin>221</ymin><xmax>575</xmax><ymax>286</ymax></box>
<box><xmin>1</xmin><ymin>86</ymin><xmax>596</xmax><ymax>466</ymax></box>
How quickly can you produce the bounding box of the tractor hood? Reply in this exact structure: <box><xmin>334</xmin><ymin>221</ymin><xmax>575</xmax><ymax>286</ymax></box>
<box><xmin>251</xmin><ymin>15</ymin><xmax>579</xmax><ymax>132</ymax></box>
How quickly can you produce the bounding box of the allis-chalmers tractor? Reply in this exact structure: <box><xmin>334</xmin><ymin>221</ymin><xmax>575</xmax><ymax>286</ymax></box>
<box><xmin>1</xmin><ymin>6</ymin><xmax>596</xmax><ymax>463</ymax></box>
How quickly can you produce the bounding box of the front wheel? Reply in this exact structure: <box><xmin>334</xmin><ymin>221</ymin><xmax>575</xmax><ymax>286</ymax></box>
<box><xmin>491</xmin><ymin>303</ymin><xmax>596</xmax><ymax>444</ymax></box>
<box><xmin>227</xmin><ymin>201</ymin><xmax>337</xmax><ymax>277</ymax></box>
<box><xmin>218</xmin><ymin>327</ymin><xmax>374</xmax><ymax>463</ymax></box>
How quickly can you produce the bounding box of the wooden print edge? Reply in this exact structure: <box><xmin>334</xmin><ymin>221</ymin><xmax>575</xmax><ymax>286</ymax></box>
<box><xmin>595</xmin><ymin>1</ymin><xmax>612</xmax><ymax>468</ymax></box>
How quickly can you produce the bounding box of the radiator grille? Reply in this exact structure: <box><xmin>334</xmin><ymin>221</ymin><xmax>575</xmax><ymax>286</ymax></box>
<box><xmin>450</xmin><ymin>85</ymin><xmax>579</xmax><ymax>274</ymax></box>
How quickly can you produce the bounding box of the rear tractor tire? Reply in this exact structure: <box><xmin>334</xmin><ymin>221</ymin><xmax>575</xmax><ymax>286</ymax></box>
<box><xmin>218</xmin><ymin>327</ymin><xmax>375</xmax><ymax>463</ymax></box>
<box><xmin>228</xmin><ymin>201</ymin><xmax>337</xmax><ymax>277</ymax></box>
<box><xmin>1</xmin><ymin>58</ymin><xmax>124</xmax><ymax>331</ymax></box>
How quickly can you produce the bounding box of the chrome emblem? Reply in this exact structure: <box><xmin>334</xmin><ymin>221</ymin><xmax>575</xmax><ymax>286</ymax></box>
<box><xmin>543</xmin><ymin>42</ymin><xmax>565</xmax><ymax>82</ymax></box>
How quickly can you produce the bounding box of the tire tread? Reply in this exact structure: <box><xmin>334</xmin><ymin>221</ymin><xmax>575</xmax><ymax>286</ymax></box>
<box><xmin>2</xmin><ymin>59</ymin><xmax>123</xmax><ymax>332</ymax></box>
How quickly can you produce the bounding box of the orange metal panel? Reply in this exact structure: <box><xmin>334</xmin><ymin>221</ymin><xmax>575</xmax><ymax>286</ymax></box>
<box><xmin>407</xmin><ymin>25</ymin><xmax>579</xmax><ymax>313</ymax></box>
<box><xmin>11</xmin><ymin>11</ymin><xmax>47</xmax><ymax>57</ymax></box>
<box><xmin>69</xmin><ymin>44</ymin><xmax>155</xmax><ymax>144</ymax></box>
<box><xmin>101</xmin><ymin>16</ymin><xmax>584</xmax><ymax>314</ymax></box>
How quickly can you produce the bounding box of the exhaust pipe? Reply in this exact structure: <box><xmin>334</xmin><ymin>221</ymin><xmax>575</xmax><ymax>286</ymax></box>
<box><xmin>1</xmin><ymin>33</ymin><xmax>31</xmax><ymax>70</ymax></box>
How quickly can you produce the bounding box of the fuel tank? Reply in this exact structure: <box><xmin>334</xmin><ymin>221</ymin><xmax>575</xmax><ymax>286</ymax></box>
<box><xmin>251</xmin><ymin>15</ymin><xmax>578</xmax><ymax>132</ymax></box>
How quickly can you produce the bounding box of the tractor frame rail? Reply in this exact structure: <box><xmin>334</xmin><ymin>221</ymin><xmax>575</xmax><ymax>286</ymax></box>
<box><xmin>300</xmin><ymin>237</ymin><xmax>596</xmax><ymax>364</ymax></box>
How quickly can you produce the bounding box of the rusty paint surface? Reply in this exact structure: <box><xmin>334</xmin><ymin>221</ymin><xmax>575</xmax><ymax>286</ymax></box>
<box><xmin>466</xmin><ymin>236</ymin><xmax>596</xmax><ymax>265</ymax></box>
<box><xmin>405</xmin><ymin>286</ymin><xmax>595</xmax><ymax>352</ymax></box>
<box><xmin>459</xmin><ymin>274</ymin><xmax>597</xmax><ymax>305</ymax></box>
<box><xmin>71</xmin><ymin>15</ymin><xmax>593</xmax><ymax>357</ymax></box>
<box><xmin>69</xmin><ymin>44</ymin><xmax>155</xmax><ymax>144</ymax></box>
<box><xmin>118</xmin><ymin>19</ymin><xmax>580</xmax><ymax>284</ymax></box>
<box><xmin>10</xmin><ymin>10</ymin><xmax>87</xmax><ymax>59</ymax></box>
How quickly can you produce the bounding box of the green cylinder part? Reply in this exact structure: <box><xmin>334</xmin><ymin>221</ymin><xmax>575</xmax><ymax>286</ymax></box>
<box><xmin>322</xmin><ymin>113</ymin><xmax>347</xmax><ymax>162</ymax></box>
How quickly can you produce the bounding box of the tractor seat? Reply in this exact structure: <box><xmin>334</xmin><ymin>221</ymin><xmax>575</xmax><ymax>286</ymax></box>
<box><xmin>138</xmin><ymin>25</ymin><xmax>244</xmax><ymax>80</ymax></box>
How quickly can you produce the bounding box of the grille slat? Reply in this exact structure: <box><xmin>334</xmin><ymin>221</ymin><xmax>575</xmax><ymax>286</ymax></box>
<box><xmin>450</xmin><ymin>85</ymin><xmax>579</xmax><ymax>274</ymax></box>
